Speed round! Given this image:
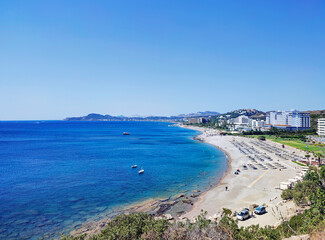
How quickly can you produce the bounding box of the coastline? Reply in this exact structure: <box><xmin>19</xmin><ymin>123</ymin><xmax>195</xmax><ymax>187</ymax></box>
<box><xmin>69</xmin><ymin>124</ymin><xmax>228</xmax><ymax>238</ymax></box>
<box><xmin>180</xmin><ymin>125</ymin><xmax>306</xmax><ymax>227</ymax></box>
<box><xmin>174</xmin><ymin>124</ymin><xmax>233</xmax><ymax>220</ymax></box>
<box><xmin>70</xmin><ymin>124</ymin><xmax>307</xmax><ymax>238</ymax></box>
<box><xmin>180</xmin><ymin>125</ymin><xmax>233</xmax><ymax>215</ymax></box>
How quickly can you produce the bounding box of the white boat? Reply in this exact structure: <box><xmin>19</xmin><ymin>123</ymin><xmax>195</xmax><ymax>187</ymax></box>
<box><xmin>138</xmin><ymin>168</ymin><xmax>144</xmax><ymax>174</ymax></box>
<box><xmin>131</xmin><ymin>165</ymin><xmax>137</xmax><ymax>168</ymax></box>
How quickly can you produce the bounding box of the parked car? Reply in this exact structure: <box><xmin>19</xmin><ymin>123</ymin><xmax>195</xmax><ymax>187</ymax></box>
<box><xmin>236</xmin><ymin>209</ymin><xmax>250</xmax><ymax>221</ymax></box>
<box><xmin>254</xmin><ymin>206</ymin><xmax>266</xmax><ymax>215</ymax></box>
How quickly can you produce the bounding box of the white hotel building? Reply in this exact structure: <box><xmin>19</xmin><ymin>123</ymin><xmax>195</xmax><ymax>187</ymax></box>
<box><xmin>266</xmin><ymin>110</ymin><xmax>310</xmax><ymax>130</ymax></box>
<box><xmin>318</xmin><ymin>118</ymin><xmax>325</xmax><ymax>137</ymax></box>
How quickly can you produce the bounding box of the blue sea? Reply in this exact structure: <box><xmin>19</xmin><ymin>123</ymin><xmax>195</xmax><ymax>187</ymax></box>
<box><xmin>0</xmin><ymin>121</ymin><xmax>227</xmax><ymax>239</ymax></box>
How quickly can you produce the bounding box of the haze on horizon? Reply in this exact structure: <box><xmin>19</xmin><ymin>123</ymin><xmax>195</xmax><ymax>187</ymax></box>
<box><xmin>0</xmin><ymin>0</ymin><xmax>324</xmax><ymax>120</ymax></box>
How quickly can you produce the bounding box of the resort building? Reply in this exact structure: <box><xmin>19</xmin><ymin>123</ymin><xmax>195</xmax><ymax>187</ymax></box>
<box><xmin>265</xmin><ymin>110</ymin><xmax>310</xmax><ymax>130</ymax></box>
<box><xmin>234</xmin><ymin>115</ymin><xmax>250</xmax><ymax>125</ymax></box>
<box><xmin>187</xmin><ymin>117</ymin><xmax>207</xmax><ymax>124</ymax></box>
<box><xmin>251</xmin><ymin>119</ymin><xmax>265</xmax><ymax>128</ymax></box>
<box><xmin>228</xmin><ymin>116</ymin><xmax>250</xmax><ymax>126</ymax></box>
<box><xmin>227</xmin><ymin>115</ymin><xmax>266</xmax><ymax>131</ymax></box>
<box><xmin>318</xmin><ymin>118</ymin><xmax>325</xmax><ymax>137</ymax></box>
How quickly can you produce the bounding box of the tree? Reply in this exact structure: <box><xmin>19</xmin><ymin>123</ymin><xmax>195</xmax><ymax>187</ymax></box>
<box><xmin>315</xmin><ymin>153</ymin><xmax>324</xmax><ymax>166</ymax></box>
<box><xmin>281</xmin><ymin>189</ymin><xmax>294</xmax><ymax>200</ymax></box>
<box><xmin>305</xmin><ymin>154</ymin><xmax>311</xmax><ymax>165</ymax></box>
<box><xmin>319</xmin><ymin>166</ymin><xmax>325</xmax><ymax>186</ymax></box>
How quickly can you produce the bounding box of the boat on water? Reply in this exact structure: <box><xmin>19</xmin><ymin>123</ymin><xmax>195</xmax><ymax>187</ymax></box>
<box><xmin>131</xmin><ymin>165</ymin><xmax>137</xmax><ymax>168</ymax></box>
<box><xmin>123</xmin><ymin>132</ymin><xmax>130</xmax><ymax>135</ymax></box>
<box><xmin>138</xmin><ymin>168</ymin><xmax>144</xmax><ymax>174</ymax></box>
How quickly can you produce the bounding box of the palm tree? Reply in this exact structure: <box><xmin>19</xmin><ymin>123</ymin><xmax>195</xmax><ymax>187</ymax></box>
<box><xmin>314</xmin><ymin>153</ymin><xmax>321</xmax><ymax>166</ymax></box>
<box><xmin>316</xmin><ymin>152</ymin><xmax>324</xmax><ymax>166</ymax></box>
<box><xmin>305</xmin><ymin>154</ymin><xmax>311</xmax><ymax>165</ymax></box>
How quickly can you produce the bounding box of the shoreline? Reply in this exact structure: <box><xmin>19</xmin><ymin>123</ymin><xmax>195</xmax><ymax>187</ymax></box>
<box><xmin>180</xmin><ymin>125</ymin><xmax>233</xmax><ymax>216</ymax></box>
<box><xmin>70</xmin><ymin>124</ymin><xmax>307</xmax><ymax>237</ymax></box>
<box><xmin>180</xmin><ymin>125</ymin><xmax>306</xmax><ymax>227</ymax></box>
<box><xmin>69</xmin><ymin>125</ymin><xmax>228</xmax><ymax>238</ymax></box>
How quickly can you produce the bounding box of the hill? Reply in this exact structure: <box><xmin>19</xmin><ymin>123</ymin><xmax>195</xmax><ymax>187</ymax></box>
<box><xmin>306</xmin><ymin>110</ymin><xmax>325</xmax><ymax>130</ymax></box>
<box><xmin>216</xmin><ymin>109</ymin><xmax>266</xmax><ymax>120</ymax></box>
<box><xmin>64</xmin><ymin>111</ymin><xmax>220</xmax><ymax>121</ymax></box>
<box><xmin>174</xmin><ymin>111</ymin><xmax>220</xmax><ymax>118</ymax></box>
<box><xmin>64</xmin><ymin>113</ymin><xmax>172</xmax><ymax>121</ymax></box>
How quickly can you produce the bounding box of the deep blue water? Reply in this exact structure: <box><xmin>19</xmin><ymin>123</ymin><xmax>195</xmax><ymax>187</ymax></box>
<box><xmin>0</xmin><ymin>121</ymin><xmax>227</xmax><ymax>239</ymax></box>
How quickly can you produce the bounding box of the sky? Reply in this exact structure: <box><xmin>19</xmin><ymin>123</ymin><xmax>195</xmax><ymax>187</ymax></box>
<box><xmin>0</xmin><ymin>0</ymin><xmax>324</xmax><ymax>120</ymax></box>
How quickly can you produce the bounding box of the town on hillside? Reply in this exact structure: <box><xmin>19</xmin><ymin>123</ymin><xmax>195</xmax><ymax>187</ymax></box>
<box><xmin>185</xmin><ymin>109</ymin><xmax>314</xmax><ymax>132</ymax></box>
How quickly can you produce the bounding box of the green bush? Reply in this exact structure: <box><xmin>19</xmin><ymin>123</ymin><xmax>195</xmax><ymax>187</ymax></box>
<box><xmin>97</xmin><ymin>213</ymin><xmax>168</xmax><ymax>240</ymax></box>
<box><xmin>222</xmin><ymin>208</ymin><xmax>232</xmax><ymax>217</ymax></box>
<box><xmin>288</xmin><ymin>214</ymin><xmax>305</xmax><ymax>232</ymax></box>
<box><xmin>281</xmin><ymin>189</ymin><xmax>294</xmax><ymax>200</ymax></box>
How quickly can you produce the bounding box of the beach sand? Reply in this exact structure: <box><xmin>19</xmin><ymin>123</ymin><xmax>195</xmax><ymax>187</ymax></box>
<box><xmin>182</xmin><ymin>126</ymin><xmax>306</xmax><ymax>227</ymax></box>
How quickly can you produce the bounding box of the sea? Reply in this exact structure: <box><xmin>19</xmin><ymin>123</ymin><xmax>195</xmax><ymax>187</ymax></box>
<box><xmin>0</xmin><ymin>121</ymin><xmax>228</xmax><ymax>239</ymax></box>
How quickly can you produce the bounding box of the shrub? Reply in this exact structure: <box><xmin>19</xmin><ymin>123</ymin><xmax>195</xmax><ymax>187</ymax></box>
<box><xmin>281</xmin><ymin>189</ymin><xmax>294</xmax><ymax>200</ymax></box>
<box><xmin>222</xmin><ymin>208</ymin><xmax>232</xmax><ymax>217</ymax></box>
<box><xmin>91</xmin><ymin>213</ymin><xmax>168</xmax><ymax>240</ymax></box>
<box><xmin>288</xmin><ymin>214</ymin><xmax>305</xmax><ymax>232</ymax></box>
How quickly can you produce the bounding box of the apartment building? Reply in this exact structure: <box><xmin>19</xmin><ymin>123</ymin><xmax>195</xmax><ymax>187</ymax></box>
<box><xmin>318</xmin><ymin>118</ymin><xmax>325</xmax><ymax>137</ymax></box>
<box><xmin>266</xmin><ymin>110</ymin><xmax>310</xmax><ymax>130</ymax></box>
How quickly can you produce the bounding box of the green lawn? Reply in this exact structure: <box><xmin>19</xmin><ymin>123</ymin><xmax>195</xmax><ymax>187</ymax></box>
<box><xmin>292</xmin><ymin>161</ymin><xmax>307</xmax><ymax>166</ymax></box>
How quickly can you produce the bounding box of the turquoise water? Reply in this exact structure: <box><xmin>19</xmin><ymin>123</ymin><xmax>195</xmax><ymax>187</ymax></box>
<box><xmin>0</xmin><ymin>121</ymin><xmax>227</xmax><ymax>239</ymax></box>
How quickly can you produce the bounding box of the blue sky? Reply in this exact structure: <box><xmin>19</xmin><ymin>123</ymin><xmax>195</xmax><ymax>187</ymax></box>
<box><xmin>0</xmin><ymin>0</ymin><xmax>324</xmax><ymax>120</ymax></box>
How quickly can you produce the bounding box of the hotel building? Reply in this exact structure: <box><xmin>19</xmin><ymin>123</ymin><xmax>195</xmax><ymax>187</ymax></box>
<box><xmin>266</xmin><ymin>110</ymin><xmax>310</xmax><ymax>130</ymax></box>
<box><xmin>318</xmin><ymin>118</ymin><xmax>325</xmax><ymax>137</ymax></box>
<box><xmin>251</xmin><ymin>119</ymin><xmax>265</xmax><ymax>128</ymax></box>
<box><xmin>187</xmin><ymin>117</ymin><xmax>207</xmax><ymax>124</ymax></box>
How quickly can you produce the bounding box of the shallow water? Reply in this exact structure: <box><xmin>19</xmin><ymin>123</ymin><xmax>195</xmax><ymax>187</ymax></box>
<box><xmin>0</xmin><ymin>121</ymin><xmax>227</xmax><ymax>239</ymax></box>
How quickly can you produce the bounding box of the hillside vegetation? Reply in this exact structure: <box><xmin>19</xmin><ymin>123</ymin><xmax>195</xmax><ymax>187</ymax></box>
<box><xmin>307</xmin><ymin>110</ymin><xmax>325</xmax><ymax>130</ymax></box>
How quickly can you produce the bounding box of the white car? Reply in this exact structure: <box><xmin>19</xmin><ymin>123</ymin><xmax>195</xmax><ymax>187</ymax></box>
<box><xmin>236</xmin><ymin>209</ymin><xmax>250</xmax><ymax>221</ymax></box>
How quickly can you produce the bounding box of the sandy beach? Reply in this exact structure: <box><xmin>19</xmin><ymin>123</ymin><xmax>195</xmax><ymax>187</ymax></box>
<box><xmin>182</xmin><ymin>125</ymin><xmax>306</xmax><ymax>227</ymax></box>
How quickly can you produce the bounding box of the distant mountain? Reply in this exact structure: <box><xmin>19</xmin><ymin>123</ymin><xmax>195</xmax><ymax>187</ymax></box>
<box><xmin>64</xmin><ymin>113</ymin><xmax>120</xmax><ymax>121</ymax></box>
<box><xmin>64</xmin><ymin>113</ymin><xmax>172</xmax><ymax>121</ymax></box>
<box><xmin>64</xmin><ymin>111</ymin><xmax>220</xmax><ymax>121</ymax></box>
<box><xmin>174</xmin><ymin>111</ymin><xmax>220</xmax><ymax>118</ymax></box>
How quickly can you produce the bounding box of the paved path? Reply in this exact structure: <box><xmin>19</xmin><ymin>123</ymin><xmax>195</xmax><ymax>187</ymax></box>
<box><xmin>248</xmin><ymin>170</ymin><xmax>270</xmax><ymax>188</ymax></box>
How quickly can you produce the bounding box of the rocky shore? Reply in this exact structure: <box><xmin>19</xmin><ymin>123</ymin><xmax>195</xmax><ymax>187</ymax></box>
<box><xmin>70</xmin><ymin>189</ymin><xmax>204</xmax><ymax>237</ymax></box>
